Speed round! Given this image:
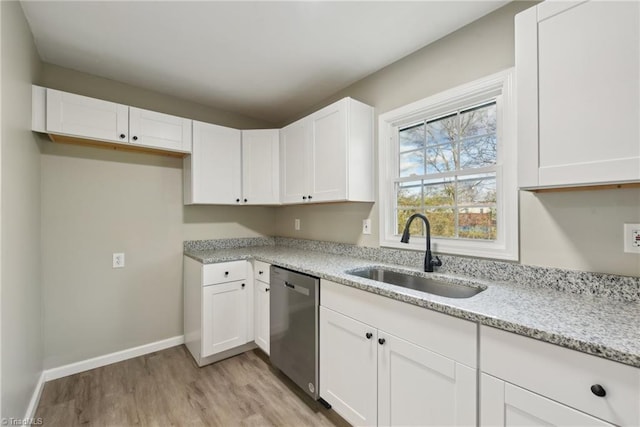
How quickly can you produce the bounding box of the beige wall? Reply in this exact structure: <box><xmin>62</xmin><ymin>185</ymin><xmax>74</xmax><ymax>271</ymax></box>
<box><xmin>39</xmin><ymin>67</ymin><xmax>276</xmax><ymax>368</ymax></box>
<box><xmin>274</xmin><ymin>1</ymin><xmax>640</xmax><ymax>277</ymax></box>
<box><xmin>1</xmin><ymin>1</ymin><xmax>44</xmax><ymax>418</ymax></box>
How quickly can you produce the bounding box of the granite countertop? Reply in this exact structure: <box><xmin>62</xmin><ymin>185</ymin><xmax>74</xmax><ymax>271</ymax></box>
<box><xmin>185</xmin><ymin>245</ymin><xmax>640</xmax><ymax>369</ymax></box>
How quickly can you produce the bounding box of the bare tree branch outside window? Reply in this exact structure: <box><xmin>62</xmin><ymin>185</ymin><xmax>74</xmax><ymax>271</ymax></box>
<box><xmin>396</xmin><ymin>102</ymin><xmax>498</xmax><ymax>240</ymax></box>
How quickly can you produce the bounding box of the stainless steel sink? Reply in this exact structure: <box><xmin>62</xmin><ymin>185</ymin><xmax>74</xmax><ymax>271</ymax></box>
<box><xmin>347</xmin><ymin>267</ymin><xmax>485</xmax><ymax>299</ymax></box>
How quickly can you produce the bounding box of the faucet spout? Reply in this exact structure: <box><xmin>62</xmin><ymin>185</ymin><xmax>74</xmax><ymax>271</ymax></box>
<box><xmin>400</xmin><ymin>213</ymin><xmax>442</xmax><ymax>272</ymax></box>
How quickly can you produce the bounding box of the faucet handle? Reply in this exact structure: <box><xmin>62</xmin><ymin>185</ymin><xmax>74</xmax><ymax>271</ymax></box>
<box><xmin>431</xmin><ymin>256</ymin><xmax>442</xmax><ymax>268</ymax></box>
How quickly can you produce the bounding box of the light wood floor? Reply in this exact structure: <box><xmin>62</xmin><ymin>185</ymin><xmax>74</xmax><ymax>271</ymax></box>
<box><xmin>35</xmin><ymin>346</ymin><xmax>349</xmax><ymax>427</ymax></box>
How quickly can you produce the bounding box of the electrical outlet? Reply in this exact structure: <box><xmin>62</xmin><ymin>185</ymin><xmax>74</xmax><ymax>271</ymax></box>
<box><xmin>113</xmin><ymin>252</ymin><xmax>125</xmax><ymax>268</ymax></box>
<box><xmin>623</xmin><ymin>224</ymin><xmax>640</xmax><ymax>253</ymax></box>
<box><xmin>362</xmin><ymin>219</ymin><xmax>371</xmax><ymax>235</ymax></box>
<box><xmin>294</xmin><ymin>219</ymin><xmax>300</xmax><ymax>231</ymax></box>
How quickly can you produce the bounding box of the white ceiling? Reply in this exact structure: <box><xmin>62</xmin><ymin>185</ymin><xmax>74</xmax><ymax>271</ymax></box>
<box><xmin>21</xmin><ymin>1</ymin><xmax>508</xmax><ymax>125</ymax></box>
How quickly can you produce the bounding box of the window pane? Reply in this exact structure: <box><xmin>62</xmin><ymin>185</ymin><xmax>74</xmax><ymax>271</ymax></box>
<box><xmin>397</xmin><ymin>209</ymin><xmax>424</xmax><ymax>236</ymax></box>
<box><xmin>426</xmin><ymin>114</ymin><xmax>457</xmax><ymax>146</ymax></box>
<box><xmin>459</xmin><ymin>135</ymin><xmax>496</xmax><ymax>169</ymax></box>
<box><xmin>458</xmin><ymin>207</ymin><xmax>497</xmax><ymax>240</ymax></box>
<box><xmin>396</xmin><ymin>181</ymin><xmax>422</xmax><ymax>208</ymax></box>
<box><xmin>399</xmin><ymin>150</ymin><xmax>425</xmax><ymax>177</ymax></box>
<box><xmin>423</xmin><ymin>178</ymin><xmax>454</xmax><ymax>207</ymax></box>
<box><xmin>425</xmin><ymin>208</ymin><xmax>455</xmax><ymax>238</ymax></box>
<box><xmin>399</xmin><ymin>123</ymin><xmax>425</xmax><ymax>152</ymax></box>
<box><xmin>426</xmin><ymin>144</ymin><xmax>456</xmax><ymax>174</ymax></box>
<box><xmin>460</xmin><ymin>102</ymin><xmax>496</xmax><ymax>139</ymax></box>
<box><xmin>457</xmin><ymin>174</ymin><xmax>496</xmax><ymax>206</ymax></box>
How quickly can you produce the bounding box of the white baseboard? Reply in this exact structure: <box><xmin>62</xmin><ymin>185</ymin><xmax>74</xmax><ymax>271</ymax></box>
<box><xmin>24</xmin><ymin>371</ymin><xmax>46</xmax><ymax>420</ymax></box>
<box><xmin>43</xmin><ymin>335</ymin><xmax>184</xmax><ymax>382</ymax></box>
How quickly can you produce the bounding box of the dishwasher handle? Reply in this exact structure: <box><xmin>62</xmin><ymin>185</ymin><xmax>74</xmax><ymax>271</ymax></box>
<box><xmin>283</xmin><ymin>281</ymin><xmax>310</xmax><ymax>296</ymax></box>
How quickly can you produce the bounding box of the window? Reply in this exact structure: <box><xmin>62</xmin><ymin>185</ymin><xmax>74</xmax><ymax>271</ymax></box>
<box><xmin>378</xmin><ymin>69</ymin><xmax>518</xmax><ymax>260</ymax></box>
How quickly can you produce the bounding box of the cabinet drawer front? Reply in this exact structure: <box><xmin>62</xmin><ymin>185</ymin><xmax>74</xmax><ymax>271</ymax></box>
<box><xmin>253</xmin><ymin>261</ymin><xmax>271</xmax><ymax>284</ymax></box>
<box><xmin>481</xmin><ymin>326</ymin><xmax>640</xmax><ymax>426</ymax></box>
<box><xmin>321</xmin><ymin>279</ymin><xmax>476</xmax><ymax>367</ymax></box>
<box><xmin>202</xmin><ymin>261</ymin><xmax>247</xmax><ymax>285</ymax></box>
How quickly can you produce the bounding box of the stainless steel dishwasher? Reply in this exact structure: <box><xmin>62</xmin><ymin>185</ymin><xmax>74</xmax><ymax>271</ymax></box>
<box><xmin>270</xmin><ymin>266</ymin><xmax>321</xmax><ymax>401</ymax></box>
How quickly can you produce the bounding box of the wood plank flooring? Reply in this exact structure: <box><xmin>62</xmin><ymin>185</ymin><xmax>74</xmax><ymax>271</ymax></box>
<box><xmin>35</xmin><ymin>346</ymin><xmax>349</xmax><ymax>427</ymax></box>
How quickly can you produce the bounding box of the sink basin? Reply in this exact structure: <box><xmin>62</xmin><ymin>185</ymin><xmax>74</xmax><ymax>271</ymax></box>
<box><xmin>347</xmin><ymin>267</ymin><xmax>485</xmax><ymax>299</ymax></box>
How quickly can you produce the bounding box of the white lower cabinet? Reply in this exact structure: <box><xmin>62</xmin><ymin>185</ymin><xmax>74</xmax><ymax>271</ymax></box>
<box><xmin>253</xmin><ymin>260</ymin><xmax>271</xmax><ymax>355</ymax></box>
<box><xmin>480</xmin><ymin>325</ymin><xmax>640</xmax><ymax>426</ymax></box>
<box><xmin>184</xmin><ymin>257</ymin><xmax>253</xmax><ymax>366</ymax></box>
<box><xmin>320</xmin><ymin>279</ymin><xmax>477</xmax><ymax>426</ymax></box>
<box><xmin>201</xmin><ymin>280</ymin><xmax>248</xmax><ymax>357</ymax></box>
<box><xmin>481</xmin><ymin>374</ymin><xmax>613</xmax><ymax>427</ymax></box>
<box><xmin>320</xmin><ymin>307</ymin><xmax>377</xmax><ymax>426</ymax></box>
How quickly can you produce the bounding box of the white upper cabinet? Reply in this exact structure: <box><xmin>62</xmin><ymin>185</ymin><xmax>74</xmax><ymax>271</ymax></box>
<box><xmin>517</xmin><ymin>1</ymin><xmax>640</xmax><ymax>189</ymax></box>
<box><xmin>36</xmin><ymin>87</ymin><xmax>192</xmax><ymax>155</ymax></box>
<box><xmin>129</xmin><ymin>107</ymin><xmax>192</xmax><ymax>153</ymax></box>
<box><xmin>184</xmin><ymin>125</ymin><xmax>280</xmax><ymax>205</ymax></box>
<box><xmin>280</xmin><ymin>119</ymin><xmax>311</xmax><ymax>203</ymax></box>
<box><xmin>280</xmin><ymin>97</ymin><xmax>374</xmax><ymax>204</ymax></box>
<box><xmin>45</xmin><ymin>88</ymin><xmax>129</xmax><ymax>144</ymax></box>
<box><xmin>242</xmin><ymin>129</ymin><xmax>280</xmax><ymax>205</ymax></box>
<box><xmin>184</xmin><ymin>121</ymin><xmax>242</xmax><ymax>205</ymax></box>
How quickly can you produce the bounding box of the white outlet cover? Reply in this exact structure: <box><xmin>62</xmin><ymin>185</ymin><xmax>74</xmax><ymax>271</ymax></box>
<box><xmin>294</xmin><ymin>219</ymin><xmax>300</xmax><ymax>231</ymax></box>
<box><xmin>362</xmin><ymin>219</ymin><xmax>371</xmax><ymax>235</ymax></box>
<box><xmin>623</xmin><ymin>224</ymin><xmax>640</xmax><ymax>253</ymax></box>
<box><xmin>113</xmin><ymin>252</ymin><xmax>125</xmax><ymax>268</ymax></box>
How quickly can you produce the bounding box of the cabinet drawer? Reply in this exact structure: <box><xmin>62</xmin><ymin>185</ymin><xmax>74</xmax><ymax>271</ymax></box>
<box><xmin>202</xmin><ymin>261</ymin><xmax>247</xmax><ymax>285</ymax></box>
<box><xmin>254</xmin><ymin>260</ymin><xmax>271</xmax><ymax>284</ymax></box>
<box><xmin>481</xmin><ymin>325</ymin><xmax>640</xmax><ymax>426</ymax></box>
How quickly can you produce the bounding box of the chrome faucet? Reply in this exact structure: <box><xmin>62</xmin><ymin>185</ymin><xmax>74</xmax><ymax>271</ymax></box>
<box><xmin>400</xmin><ymin>213</ymin><xmax>442</xmax><ymax>272</ymax></box>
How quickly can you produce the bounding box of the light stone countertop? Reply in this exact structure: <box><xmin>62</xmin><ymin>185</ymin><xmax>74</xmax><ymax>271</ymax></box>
<box><xmin>184</xmin><ymin>245</ymin><xmax>640</xmax><ymax>369</ymax></box>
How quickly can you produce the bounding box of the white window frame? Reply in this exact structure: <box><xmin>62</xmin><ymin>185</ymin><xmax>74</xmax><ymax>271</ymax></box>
<box><xmin>378</xmin><ymin>69</ymin><xmax>518</xmax><ymax>261</ymax></box>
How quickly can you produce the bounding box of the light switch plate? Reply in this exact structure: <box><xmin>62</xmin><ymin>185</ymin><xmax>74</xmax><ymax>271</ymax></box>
<box><xmin>623</xmin><ymin>224</ymin><xmax>640</xmax><ymax>253</ymax></box>
<box><xmin>294</xmin><ymin>219</ymin><xmax>300</xmax><ymax>231</ymax></box>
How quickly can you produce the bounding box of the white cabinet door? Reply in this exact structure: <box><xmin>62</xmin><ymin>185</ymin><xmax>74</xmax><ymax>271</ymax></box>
<box><xmin>517</xmin><ymin>1</ymin><xmax>640</xmax><ymax>188</ymax></box>
<box><xmin>481</xmin><ymin>374</ymin><xmax>613</xmax><ymax>427</ymax></box>
<box><xmin>378</xmin><ymin>331</ymin><xmax>476</xmax><ymax>427</ymax></box>
<box><xmin>280</xmin><ymin>119</ymin><xmax>310</xmax><ymax>203</ymax></box>
<box><xmin>46</xmin><ymin>89</ymin><xmax>129</xmax><ymax>143</ymax></box>
<box><xmin>319</xmin><ymin>307</ymin><xmax>377</xmax><ymax>427</ymax></box>
<box><xmin>201</xmin><ymin>280</ymin><xmax>248</xmax><ymax>358</ymax></box>
<box><xmin>309</xmin><ymin>100</ymin><xmax>348</xmax><ymax>202</ymax></box>
<box><xmin>129</xmin><ymin>107</ymin><xmax>192</xmax><ymax>153</ymax></box>
<box><xmin>186</xmin><ymin>121</ymin><xmax>242</xmax><ymax>204</ymax></box>
<box><xmin>242</xmin><ymin>129</ymin><xmax>280</xmax><ymax>205</ymax></box>
<box><xmin>254</xmin><ymin>279</ymin><xmax>270</xmax><ymax>355</ymax></box>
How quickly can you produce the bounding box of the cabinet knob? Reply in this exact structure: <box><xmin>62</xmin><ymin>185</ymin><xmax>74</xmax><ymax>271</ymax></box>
<box><xmin>365</xmin><ymin>332</ymin><xmax>373</xmax><ymax>339</ymax></box>
<box><xmin>241</xmin><ymin>283</ymin><xmax>245</xmax><ymax>288</ymax></box>
<box><xmin>132</xmin><ymin>136</ymin><xmax>138</xmax><ymax>141</ymax></box>
<box><xmin>119</xmin><ymin>133</ymin><xmax>126</xmax><ymax>139</ymax></box>
<box><xmin>224</xmin><ymin>271</ymin><xmax>229</xmax><ymax>276</ymax></box>
<box><xmin>236</xmin><ymin>199</ymin><xmax>240</xmax><ymax>203</ymax></box>
<box><xmin>378</xmin><ymin>338</ymin><xmax>386</xmax><ymax>345</ymax></box>
<box><xmin>265</xmin><ymin>287</ymin><xmax>270</xmax><ymax>292</ymax></box>
<box><xmin>302</xmin><ymin>196</ymin><xmax>307</xmax><ymax>200</ymax></box>
<box><xmin>308</xmin><ymin>195</ymin><xmax>312</xmax><ymax>200</ymax></box>
<box><xmin>590</xmin><ymin>384</ymin><xmax>606</xmax><ymax>397</ymax></box>
<box><xmin>244</xmin><ymin>198</ymin><xmax>247</xmax><ymax>203</ymax></box>
<box><xmin>258</xmin><ymin>271</ymin><xmax>263</xmax><ymax>275</ymax></box>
